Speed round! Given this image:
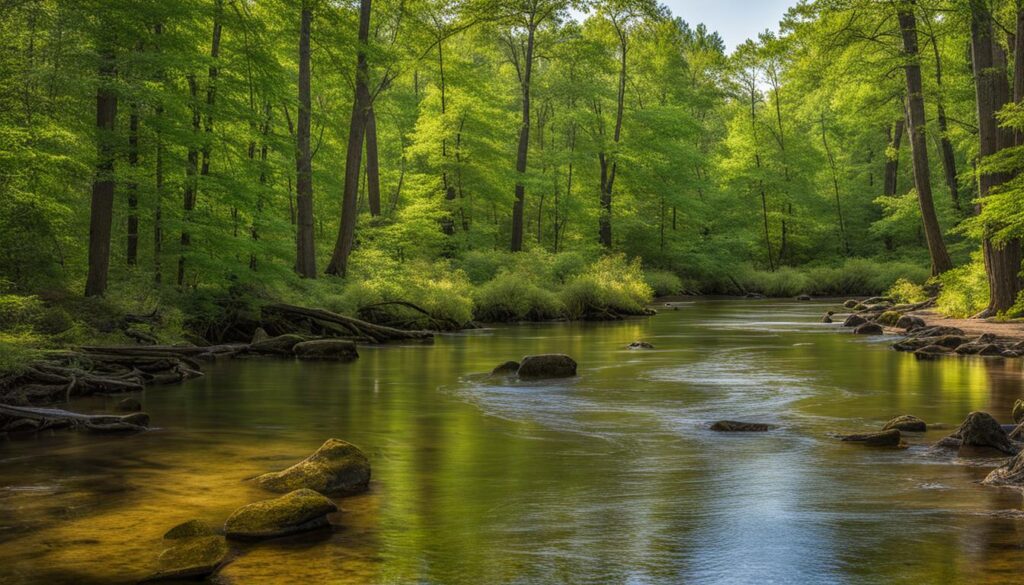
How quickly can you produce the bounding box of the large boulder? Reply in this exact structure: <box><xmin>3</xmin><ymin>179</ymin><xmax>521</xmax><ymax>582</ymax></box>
<box><xmin>896</xmin><ymin>315</ymin><xmax>926</xmax><ymax>330</ymax></box>
<box><xmin>843</xmin><ymin>315</ymin><xmax>868</xmax><ymax>328</ymax></box>
<box><xmin>935</xmin><ymin>412</ymin><xmax>1018</xmax><ymax>456</ymax></box>
<box><xmin>163</xmin><ymin>519</ymin><xmax>215</xmax><ymax>540</ymax></box>
<box><xmin>854</xmin><ymin>323</ymin><xmax>884</xmax><ymax>335</ymax></box>
<box><xmin>840</xmin><ymin>429</ymin><xmax>902</xmax><ymax>447</ymax></box>
<box><xmin>876</xmin><ymin>311</ymin><xmax>903</xmax><ymax>327</ymax></box>
<box><xmin>144</xmin><ymin>536</ymin><xmax>229</xmax><ymax>582</ymax></box>
<box><xmin>224</xmin><ymin>489</ymin><xmax>337</xmax><ymax>540</ymax></box>
<box><xmin>490</xmin><ymin>361</ymin><xmax>520</xmax><ymax>376</ymax></box>
<box><xmin>250</xmin><ymin>334</ymin><xmax>306</xmax><ymax>355</ymax></box>
<box><xmin>710</xmin><ymin>421</ymin><xmax>775</xmax><ymax>432</ymax></box>
<box><xmin>293</xmin><ymin>339</ymin><xmax>359</xmax><ymax>362</ymax></box>
<box><xmin>254</xmin><ymin>438</ymin><xmax>371</xmax><ymax>496</ymax></box>
<box><xmin>517</xmin><ymin>354</ymin><xmax>578</xmax><ymax>380</ymax></box>
<box><xmin>882</xmin><ymin>415</ymin><xmax>927</xmax><ymax>433</ymax></box>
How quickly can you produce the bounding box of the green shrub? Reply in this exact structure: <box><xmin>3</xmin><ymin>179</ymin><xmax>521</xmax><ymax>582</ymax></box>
<box><xmin>937</xmin><ymin>258</ymin><xmax>989</xmax><ymax>318</ymax></box>
<box><xmin>0</xmin><ymin>332</ymin><xmax>44</xmax><ymax>374</ymax></box>
<box><xmin>473</xmin><ymin>272</ymin><xmax>563</xmax><ymax>322</ymax></box>
<box><xmin>740</xmin><ymin>267</ymin><xmax>811</xmax><ymax>298</ymax></box>
<box><xmin>560</xmin><ymin>255</ymin><xmax>653</xmax><ymax>318</ymax></box>
<box><xmin>460</xmin><ymin>250</ymin><xmax>509</xmax><ymax>285</ymax></box>
<box><xmin>886</xmin><ymin>278</ymin><xmax>929</xmax><ymax>304</ymax></box>
<box><xmin>0</xmin><ymin>293</ymin><xmax>43</xmax><ymax>330</ymax></box>
<box><xmin>644</xmin><ymin>269</ymin><xmax>684</xmax><ymax>297</ymax></box>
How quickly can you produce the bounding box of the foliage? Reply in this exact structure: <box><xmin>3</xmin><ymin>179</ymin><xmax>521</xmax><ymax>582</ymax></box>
<box><xmin>936</xmin><ymin>258</ymin><xmax>989</xmax><ymax>318</ymax></box>
<box><xmin>886</xmin><ymin>278</ymin><xmax>930</xmax><ymax>304</ymax></box>
<box><xmin>644</xmin><ymin>269</ymin><xmax>684</xmax><ymax>297</ymax></box>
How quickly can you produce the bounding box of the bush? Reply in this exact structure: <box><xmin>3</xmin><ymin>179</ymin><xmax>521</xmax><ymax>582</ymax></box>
<box><xmin>0</xmin><ymin>293</ymin><xmax>44</xmax><ymax>330</ymax></box>
<box><xmin>740</xmin><ymin>267</ymin><xmax>811</xmax><ymax>298</ymax></box>
<box><xmin>644</xmin><ymin>269</ymin><xmax>684</xmax><ymax>297</ymax></box>
<box><xmin>886</xmin><ymin>278</ymin><xmax>929</xmax><ymax>304</ymax></box>
<box><xmin>560</xmin><ymin>255</ymin><xmax>653</xmax><ymax>318</ymax></box>
<box><xmin>937</xmin><ymin>259</ymin><xmax>989</xmax><ymax>318</ymax></box>
<box><xmin>460</xmin><ymin>250</ymin><xmax>509</xmax><ymax>285</ymax></box>
<box><xmin>473</xmin><ymin>272</ymin><xmax>563</xmax><ymax>322</ymax></box>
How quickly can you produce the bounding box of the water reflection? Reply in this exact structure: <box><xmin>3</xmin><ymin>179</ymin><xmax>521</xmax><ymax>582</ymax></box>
<box><xmin>0</xmin><ymin>300</ymin><xmax>1023</xmax><ymax>584</ymax></box>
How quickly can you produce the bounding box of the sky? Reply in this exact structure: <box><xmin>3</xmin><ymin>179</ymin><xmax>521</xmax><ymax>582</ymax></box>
<box><xmin>660</xmin><ymin>0</ymin><xmax>796</xmax><ymax>51</ymax></box>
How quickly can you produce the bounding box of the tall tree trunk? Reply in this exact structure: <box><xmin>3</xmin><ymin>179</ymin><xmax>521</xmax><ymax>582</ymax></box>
<box><xmin>925</xmin><ymin>14</ymin><xmax>961</xmax><ymax>210</ymax></box>
<box><xmin>511</xmin><ymin>23</ymin><xmax>535</xmax><ymax>253</ymax></box>
<box><xmin>897</xmin><ymin>2</ymin><xmax>953</xmax><ymax>276</ymax></box>
<box><xmin>153</xmin><ymin>23</ymin><xmax>164</xmax><ymax>284</ymax></box>
<box><xmin>126</xmin><ymin>100</ymin><xmax>139</xmax><ymax>265</ymax></box>
<box><xmin>438</xmin><ymin>39</ymin><xmax>456</xmax><ymax>235</ymax></box>
<box><xmin>85</xmin><ymin>48</ymin><xmax>118</xmax><ymax>297</ymax></box>
<box><xmin>599</xmin><ymin>30</ymin><xmax>626</xmax><ymax>248</ymax></box>
<box><xmin>883</xmin><ymin>118</ymin><xmax>905</xmax><ymax>196</ymax></box>
<box><xmin>749</xmin><ymin>84</ymin><xmax>774</xmax><ymax>271</ymax></box>
<box><xmin>971</xmin><ymin>0</ymin><xmax>1023</xmax><ymax>314</ymax></box>
<box><xmin>326</xmin><ymin>0</ymin><xmax>371</xmax><ymax>276</ymax></box>
<box><xmin>295</xmin><ymin>1</ymin><xmax>316</xmax><ymax>278</ymax></box>
<box><xmin>821</xmin><ymin>112</ymin><xmax>849</xmax><ymax>254</ymax></box>
<box><xmin>365</xmin><ymin>105</ymin><xmax>381</xmax><ymax>216</ymax></box>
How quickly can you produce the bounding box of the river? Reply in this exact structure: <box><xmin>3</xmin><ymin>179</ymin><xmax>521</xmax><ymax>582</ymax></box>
<box><xmin>2</xmin><ymin>299</ymin><xmax>1023</xmax><ymax>584</ymax></box>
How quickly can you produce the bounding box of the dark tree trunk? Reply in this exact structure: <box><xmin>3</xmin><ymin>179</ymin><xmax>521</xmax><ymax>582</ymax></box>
<box><xmin>85</xmin><ymin>48</ymin><xmax>118</xmax><ymax>297</ymax></box>
<box><xmin>925</xmin><ymin>15</ymin><xmax>961</xmax><ymax>209</ymax></box>
<box><xmin>883</xmin><ymin>118</ymin><xmax>904</xmax><ymax>196</ymax></box>
<box><xmin>821</xmin><ymin>112</ymin><xmax>849</xmax><ymax>255</ymax></box>
<box><xmin>126</xmin><ymin>98</ymin><xmax>139</xmax><ymax>265</ymax></box>
<box><xmin>971</xmin><ymin>0</ymin><xmax>1023</xmax><ymax>314</ymax></box>
<box><xmin>511</xmin><ymin>24</ymin><xmax>535</xmax><ymax>253</ymax></box>
<box><xmin>365</xmin><ymin>105</ymin><xmax>381</xmax><ymax>216</ymax></box>
<box><xmin>153</xmin><ymin>24</ymin><xmax>164</xmax><ymax>284</ymax></box>
<box><xmin>295</xmin><ymin>2</ymin><xmax>316</xmax><ymax>278</ymax></box>
<box><xmin>326</xmin><ymin>0</ymin><xmax>371</xmax><ymax>276</ymax></box>
<box><xmin>898</xmin><ymin>2</ymin><xmax>953</xmax><ymax>276</ymax></box>
<box><xmin>599</xmin><ymin>31</ymin><xmax>626</xmax><ymax>248</ymax></box>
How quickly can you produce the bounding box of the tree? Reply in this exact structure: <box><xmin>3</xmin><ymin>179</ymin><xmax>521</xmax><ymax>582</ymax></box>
<box><xmin>84</xmin><ymin>45</ymin><xmax>118</xmax><ymax>297</ymax></box>
<box><xmin>296</xmin><ymin>0</ymin><xmax>316</xmax><ymax>278</ymax></box>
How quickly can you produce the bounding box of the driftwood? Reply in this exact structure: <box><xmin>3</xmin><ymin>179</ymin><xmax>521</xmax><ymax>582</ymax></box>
<box><xmin>0</xmin><ymin>404</ymin><xmax>148</xmax><ymax>433</ymax></box>
<box><xmin>262</xmin><ymin>304</ymin><xmax>434</xmax><ymax>344</ymax></box>
<box><xmin>356</xmin><ymin>301</ymin><xmax>465</xmax><ymax>332</ymax></box>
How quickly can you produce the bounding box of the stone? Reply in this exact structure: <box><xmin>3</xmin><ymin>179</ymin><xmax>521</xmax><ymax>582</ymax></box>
<box><xmin>164</xmin><ymin>519</ymin><xmax>215</xmax><ymax>540</ymax></box>
<box><xmin>977</xmin><ymin>333</ymin><xmax>998</xmax><ymax>344</ymax></box>
<box><xmin>983</xmin><ymin>451</ymin><xmax>1024</xmax><ymax>487</ymax></box>
<box><xmin>254</xmin><ymin>438</ymin><xmax>371</xmax><ymax>496</ymax></box>
<box><xmin>820</xmin><ymin>312</ymin><xmax>835</xmax><ymax>324</ymax></box>
<box><xmin>935</xmin><ymin>412</ymin><xmax>1018</xmax><ymax>456</ymax></box>
<box><xmin>796</xmin><ymin>295</ymin><xmax>812</xmax><ymax>301</ymax></box>
<box><xmin>892</xmin><ymin>337</ymin><xmax>934</xmax><ymax>352</ymax></box>
<box><xmin>627</xmin><ymin>341</ymin><xmax>655</xmax><ymax>350</ymax></box>
<box><xmin>224</xmin><ymin>489</ymin><xmax>337</xmax><ymax>540</ymax></box>
<box><xmin>841</xmin><ymin>429</ymin><xmax>902</xmax><ymax>447</ymax></box>
<box><xmin>292</xmin><ymin>339</ymin><xmax>359</xmax><ymax>362</ymax></box>
<box><xmin>144</xmin><ymin>536</ymin><xmax>229</xmax><ymax>582</ymax></box>
<box><xmin>913</xmin><ymin>326</ymin><xmax>966</xmax><ymax>338</ymax></box>
<box><xmin>517</xmin><ymin>354</ymin><xmax>578</xmax><ymax>379</ymax></box>
<box><xmin>710</xmin><ymin>421</ymin><xmax>775</xmax><ymax>432</ymax></box>
<box><xmin>490</xmin><ymin>361</ymin><xmax>521</xmax><ymax>376</ymax></box>
<box><xmin>882</xmin><ymin>415</ymin><xmax>927</xmax><ymax>433</ymax></box>
<box><xmin>875</xmin><ymin>311</ymin><xmax>903</xmax><ymax>327</ymax></box>
<box><xmin>896</xmin><ymin>315</ymin><xmax>926</xmax><ymax>330</ymax></box>
<box><xmin>843</xmin><ymin>300</ymin><xmax>859</xmax><ymax>309</ymax></box>
<box><xmin>934</xmin><ymin>335</ymin><xmax>967</xmax><ymax>349</ymax></box>
<box><xmin>843</xmin><ymin>315</ymin><xmax>868</xmax><ymax>328</ymax></box>
<box><xmin>116</xmin><ymin>397</ymin><xmax>142</xmax><ymax>412</ymax></box>
<box><xmin>914</xmin><ymin>345</ymin><xmax>953</xmax><ymax>360</ymax></box>
<box><xmin>854</xmin><ymin>323</ymin><xmax>884</xmax><ymax>335</ymax></box>
<box><xmin>250</xmin><ymin>334</ymin><xmax>306</xmax><ymax>355</ymax></box>
<box><xmin>745</xmin><ymin>292</ymin><xmax>765</xmax><ymax>299</ymax></box>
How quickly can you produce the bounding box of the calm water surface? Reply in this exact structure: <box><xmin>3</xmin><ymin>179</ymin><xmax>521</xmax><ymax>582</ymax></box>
<box><xmin>3</xmin><ymin>299</ymin><xmax>1024</xmax><ymax>584</ymax></box>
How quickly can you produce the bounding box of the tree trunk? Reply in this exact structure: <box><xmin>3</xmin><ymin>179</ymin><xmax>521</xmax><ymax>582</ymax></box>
<box><xmin>153</xmin><ymin>24</ymin><xmax>164</xmax><ymax>285</ymax></box>
<box><xmin>326</xmin><ymin>0</ymin><xmax>371</xmax><ymax>276</ymax></box>
<box><xmin>85</xmin><ymin>48</ymin><xmax>118</xmax><ymax>297</ymax></box>
<box><xmin>126</xmin><ymin>99</ymin><xmax>139</xmax><ymax>265</ymax></box>
<box><xmin>365</xmin><ymin>105</ymin><xmax>381</xmax><ymax>216</ymax></box>
<box><xmin>883</xmin><ymin>118</ymin><xmax>904</xmax><ymax>196</ymax></box>
<box><xmin>821</xmin><ymin>112</ymin><xmax>849</xmax><ymax>254</ymax></box>
<box><xmin>511</xmin><ymin>24</ymin><xmax>535</xmax><ymax>253</ymax></box>
<box><xmin>295</xmin><ymin>2</ymin><xmax>316</xmax><ymax>278</ymax></box>
<box><xmin>898</xmin><ymin>2</ymin><xmax>953</xmax><ymax>276</ymax></box>
<box><xmin>972</xmin><ymin>0</ymin><xmax>1023</xmax><ymax>314</ymax></box>
<box><xmin>925</xmin><ymin>14</ymin><xmax>961</xmax><ymax>210</ymax></box>
<box><xmin>599</xmin><ymin>31</ymin><xmax>626</xmax><ymax>248</ymax></box>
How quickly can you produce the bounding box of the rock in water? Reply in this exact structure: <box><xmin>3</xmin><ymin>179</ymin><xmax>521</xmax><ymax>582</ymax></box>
<box><xmin>293</xmin><ymin>339</ymin><xmax>359</xmax><ymax>361</ymax></box>
<box><xmin>854</xmin><ymin>323</ymin><xmax>884</xmax><ymax>335</ymax></box>
<box><xmin>517</xmin><ymin>355</ymin><xmax>578</xmax><ymax>379</ymax></box>
<box><xmin>843</xmin><ymin>300</ymin><xmax>859</xmax><ymax>309</ymax></box>
<box><xmin>627</xmin><ymin>341</ymin><xmax>655</xmax><ymax>350</ymax></box>
<box><xmin>490</xmin><ymin>361</ymin><xmax>521</xmax><ymax>376</ymax></box>
<box><xmin>935</xmin><ymin>412</ymin><xmax>1018</xmax><ymax>456</ymax></box>
<box><xmin>840</xmin><ymin>429</ymin><xmax>902</xmax><ymax>447</ymax></box>
<box><xmin>144</xmin><ymin>535</ymin><xmax>229</xmax><ymax>582</ymax></box>
<box><xmin>254</xmin><ymin>438</ymin><xmax>371</xmax><ymax>496</ymax></box>
<box><xmin>116</xmin><ymin>397</ymin><xmax>142</xmax><ymax>412</ymax></box>
<box><xmin>796</xmin><ymin>295</ymin><xmax>811</xmax><ymax>301</ymax></box>
<box><xmin>710</xmin><ymin>421</ymin><xmax>775</xmax><ymax>432</ymax></box>
<box><xmin>163</xmin><ymin>519</ymin><xmax>215</xmax><ymax>540</ymax></box>
<box><xmin>843</xmin><ymin>315</ymin><xmax>868</xmax><ymax>328</ymax></box>
<box><xmin>983</xmin><ymin>451</ymin><xmax>1024</xmax><ymax>487</ymax></box>
<box><xmin>1013</xmin><ymin>399</ymin><xmax>1024</xmax><ymax>425</ymax></box>
<box><xmin>820</xmin><ymin>312</ymin><xmax>835</xmax><ymax>324</ymax></box>
<box><xmin>882</xmin><ymin>415</ymin><xmax>927</xmax><ymax>433</ymax></box>
<box><xmin>876</xmin><ymin>311</ymin><xmax>903</xmax><ymax>327</ymax></box>
<box><xmin>896</xmin><ymin>315</ymin><xmax>926</xmax><ymax>330</ymax></box>
<box><xmin>250</xmin><ymin>334</ymin><xmax>306</xmax><ymax>355</ymax></box>
<box><xmin>224</xmin><ymin>489</ymin><xmax>337</xmax><ymax>540</ymax></box>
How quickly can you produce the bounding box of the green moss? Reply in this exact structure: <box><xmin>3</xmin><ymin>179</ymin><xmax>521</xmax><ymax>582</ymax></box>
<box><xmin>224</xmin><ymin>489</ymin><xmax>337</xmax><ymax>539</ymax></box>
<box><xmin>876</xmin><ymin>311</ymin><xmax>903</xmax><ymax>327</ymax></box>
<box><xmin>254</xmin><ymin>439</ymin><xmax>371</xmax><ymax>496</ymax></box>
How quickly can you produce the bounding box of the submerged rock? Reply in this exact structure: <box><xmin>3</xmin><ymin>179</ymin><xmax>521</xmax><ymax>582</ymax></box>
<box><xmin>293</xmin><ymin>339</ymin><xmax>359</xmax><ymax>361</ymax></box>
<box><xmin>224</xmin><ymin>489</ymin><xmax>337</xmax><ymax>540</ymax></box>
<box><xmin>144</xmin><ymin>535</ymin><xmax>229</xmax><ymax>582</ymax></box>
<box><xmin>843</xmin><ymin>315</ymin><xmax>868</xmax><ymax>328</ymax></box>
<box><xmin>854</xmin><ymin>323</ymin><xmax>884</xmax><ymax>335</ymax></box>
<box><xmin>627</xmin><ymin>341</ymin><xmax>655</xmax><ymax>350</ymax></box>
<box><xmin>710</xmin><ymin>421</ymin><xmax>775</xmax><ymax>432</ymax></box>
<box><xmin>164</xmin><ymin>519</ymin><xmax>215</xmax><ymax>540</ymax></box>
<box><xmin>250</xmin><ymin>334</ymin><xmax>306</xmax><ymax>355</ymax></box>
<box><xmin>882</xmin><ymin>415</ymin><xmax>927</xmax><ymax>433</ymax></box>
<box><xmin>984</xmin><ymin>451</ymin><xmax>1024</xmax><ymax>487</ymax></box>
<box><xmin>840</xmin><ymin>429</ymin><xmax>902</xmax><ymax>447</ymax></box>
<box><xmin>935</xmin><ymin>412</ymin><xmax>1018</xmax><ymax>456</ymax></box>
<box><xmin>254</xmin><ymin>438</ymin><xmax>371</xmax><ymax>496</ymax></box>
<box><xmin>517</xmin><ymin>354</ymin><xmax>578</xmax><ymax>379</ymax></box>
<box><xmin>490</xmin><ymin>361</ymin><xmax>521</xmax><ymax>376</ymax></box>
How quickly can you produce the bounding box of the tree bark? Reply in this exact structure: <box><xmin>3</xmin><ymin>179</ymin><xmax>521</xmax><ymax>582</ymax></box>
<box><xmin>511</xmin><ymin>23</ymin><xmax>535</xmax><ymax>253</ymax></box>
<box><xmin>365</xmin><ymin>105</ymin><xmax>381</xmax><ymax>216</ymax></box>
<box><xmin>126</xmin><ymin>96</ymin><xmax>139</xmax><ymax>265</ymax></box>
<box><xmin>971</xmin><ymin>0</ymin><xmax>1022</xmax><ymax>314</ymax></box>
<box><xmin>897</xmin><ymin>2</ymin><xmax>953</xmax><ymax>276</ymax></box>
<box><xmin>295</xmin><ymin>1</ymin><xmax>316</xmax><ymax>278</ymax></box>
<box><xmin>599</xmin><ymin>27</ymin><xmax>627</xmax><ymax>248</ymax></box>
<box><xmin>85</xmin><ymin>48</ymin><xmax>118</xmax><ymax>297</ymax></box>
<box><xmin>326</xmin><ymin>0</ymin><xmax>371</xmax><ymax>276</ymax></box>
<box><xmin>883</xmin><ymin>118</ymin><xmax>904</xmax><ymax>196</ymax></box>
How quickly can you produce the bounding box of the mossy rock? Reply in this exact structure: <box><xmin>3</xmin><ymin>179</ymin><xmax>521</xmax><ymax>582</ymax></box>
<box><xmin>843</xmin><ymin>315</ymin><xmax>867</xmax><ymax>328</ymax></box>
<box><xmin>164</xmin><ymin>519</ymin><xmax>215</xmax><ymax>540</ymax></box>
<box><xmin>250</xmin><ymin>334</ymin><xmax>306</xmax><ymax>355</ymax></box>
<box><xmin>293</xmin><ymin>339</ymin><xmax>359</xmax><ymax>362</ymax></box>
<box><xmin>254</xmin><ymin>438</ymin><xmax>371</xmax><ymax>496</ymax></box>
<box><xmin>224</xmin><ymin>489</ymin><xmax>337</xmax><ymax>540</ymax></box>
<box><xmin>144</xmin><ymin>535</ymin><xmax>228</xmax><ymax>582</ymax></box>
<box><xmin>490</xmin><ymin>361</ymin><xmax>520</xmax><ymax>376</ymax></box>
<box><xmin>935</xmin><ymin>411</ymin><xmax>1017</xmax><ymax>456</ymax></box>
<box><xmin>843</xmin><ymin>300</ymin><xmax>859</xmax><ymax>309</ymax></box>
<box><xmin>875</xmin><ymin>311</ymin><xmax>903</xmax><ymax>327</ymax></box>
<box><xmin>854</xmin><ymin>323</ymin><xmax>884</xmax><ymax>335</ymax></box>
<box><xmin>896</xmin><ymin>315</ymin><xmax>925</xmax><ymax>330</ymax></box>
<box><xmin>517</xmin><ymin>354</ymin><xmax>578</xmax><ymax>379</ymax></box>
<box><xmin>882</xmin><ymin>415</ymin><xmax>926</xmax><ymax>433</ymax></box>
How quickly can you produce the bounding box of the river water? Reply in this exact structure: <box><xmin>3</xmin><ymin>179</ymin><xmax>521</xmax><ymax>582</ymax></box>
<box><xmin>2</xmin><ymin>299</ymin><xmax>1024</xmax><ymax>584</ymax></box>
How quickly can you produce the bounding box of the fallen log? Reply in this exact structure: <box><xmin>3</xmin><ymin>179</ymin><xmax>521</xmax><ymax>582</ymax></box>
<box><xmin>0</xmin><ymin>404</ymin><xmax>148</xmax><ymax>433</ymax></box>
<box><xmin>262</xmin><ymin>304</ymin><xmax>434</xmax><ymax>344</ymax></box>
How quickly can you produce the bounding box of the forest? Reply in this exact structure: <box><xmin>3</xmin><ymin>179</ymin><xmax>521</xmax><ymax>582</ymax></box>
<box><xmin>2</xmin><ymin>0</ymin><xmax>1024</xmax><ymax>352</ymax></box>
